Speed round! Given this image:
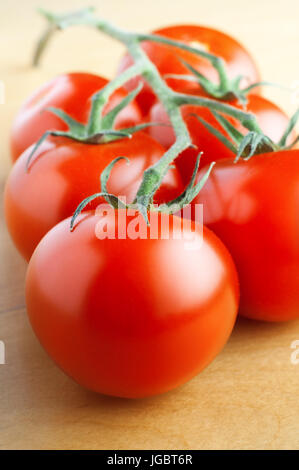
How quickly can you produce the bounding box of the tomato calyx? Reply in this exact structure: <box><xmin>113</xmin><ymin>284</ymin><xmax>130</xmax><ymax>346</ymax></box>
<box><xmin>195</xmin><ymin>107</ymin><xmax>299</xmax><ymax>161</ymax></box>
<box><xmin>26</xmin><ymin>82</ymin><xmax>157</xmax><ymax>170</ymax></box>
<box><xmin>70</xmin><ymin>153</ymin><xmax>214</xmax><ymax>229</ymax></box>
<box><xmin>165</xmin><ymin>58</ymin><xmax>286</xmax><ymax>106</ymax></box>
<box><xmin>165</xmin><ymin>58</ymin><xmax>252</xmax><ymax>105</ymax></box>
<box><xmin>136</xmin><ymin>32</ymin><xmax>261</xmax><ymax>107</ymax></box>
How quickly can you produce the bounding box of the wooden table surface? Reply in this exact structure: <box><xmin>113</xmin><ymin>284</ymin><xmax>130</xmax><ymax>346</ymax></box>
<box><xmin>0</xmin><ymin>0</ymin><xmax>299</xmax><ymax>450</ymax></box>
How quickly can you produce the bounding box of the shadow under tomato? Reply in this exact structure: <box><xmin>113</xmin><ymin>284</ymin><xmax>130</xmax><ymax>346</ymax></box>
<box><xmin>233</xmin><ymin>315</ymin><xmax>298</xmax><ymax>335</ymax></box>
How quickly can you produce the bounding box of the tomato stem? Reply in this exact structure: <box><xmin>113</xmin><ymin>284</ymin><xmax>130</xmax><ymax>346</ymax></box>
<box><xmin>87</xmin><ymin>63</ymin><xmax>142</xmax><ymax>135</ymax></box>
<box><xmin>32</xmin><ymin>7</ymin><xmax>289</xmax><ymax>216</ymax></box>
<box><xmin>33</xmin><ymin>25</ymin><xmax>57</xmax><ymax>67</ymax></box>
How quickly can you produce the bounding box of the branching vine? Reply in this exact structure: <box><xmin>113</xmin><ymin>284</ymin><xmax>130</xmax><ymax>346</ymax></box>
<box><xmin>32</xmin><ymin>7</ymin><xmax>297</xmax><ymax>224</ymax></box>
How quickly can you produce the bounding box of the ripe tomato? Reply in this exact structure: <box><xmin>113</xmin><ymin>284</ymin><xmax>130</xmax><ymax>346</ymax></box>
<box><xmin>192</xmin><ymin>150</ymin><xmax>299</xmax><ymax>322</ymax></box>
<box><xmin>5</xmin><ymin>132</ymin><xmax>181</xmax><ymax>261</ymax></box>
<box><xmin>149</xmin><ymin>92</ymin><xmax>294</xmax><ymax>184</ymax></box>
<box><xmin>10</xmin><ymin>72</ymin><xmax>142</xmax><ymax>161</ymax></box>
<box><xmin>26</xmin><ymin>210</ymin><xmax>239</xmax><ymax>398</ymax></box>
<box><xmin>117</xmin><ymin>25</ymin><xmax>260</xmax><ymax>114</ymax></box>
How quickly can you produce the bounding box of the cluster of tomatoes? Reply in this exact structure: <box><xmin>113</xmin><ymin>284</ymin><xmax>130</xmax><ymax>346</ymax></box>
<box><xmin>4</xmin><ymin>24</ymin><xmax>299</xmax><ymax>398</ymax></box>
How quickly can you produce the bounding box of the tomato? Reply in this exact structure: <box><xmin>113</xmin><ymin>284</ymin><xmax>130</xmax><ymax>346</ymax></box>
<box><xmin>149</xmin><ymin>92</ymin><xmax>294</xmax><ymax>184</ymax></box>
<box><xmin>192</xmin><ymin>150</ymin><xmax>299</xmax><ymax>322</ymax></box>
<box><xmin>25</xmin><ymin>210</ymin><xmax>239</xmax><ymax>398</ymax></box>
<box><xmin>5</xmin><ymin>132</ymin><xmax>182</xmax><ymax>261</ymax></box>
<box><xmin>117</xmin><ymin>25</ymin><xmax>260</xmax><ymax>114</ymax></box>
<box><xmin>10</xmin><ymin>72</ymin><xmax>142</xmax><ymax>161</ymax></box>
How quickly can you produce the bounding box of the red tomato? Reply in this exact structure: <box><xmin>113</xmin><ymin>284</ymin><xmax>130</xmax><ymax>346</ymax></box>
<box><xmin>192</xmin><ymin>150</ymin><xmax>299</xmax><ymax>322</ymax></box>
<box><xmin>5</xmin><ymin>132</ymin><xmax>181</xmax><ymax>261</ymax></box>
<box><xmin>149</xmin><ymin>92</ymin><xmax>294</xmax><ymax>184</ymax></box>
<box><xmin>25</xmin><ymin>210</ymin><xmax>239</xmax><ymax>398</ymax></box>
<box><xmin>10</xmin><ymin>72</ymin><xmax>142</xmax><ymax>161</ymax></box>
<box><xmin>118</xmin><ymin>25</ymin><xmax>260</xmax><ymax>114</ymax></box>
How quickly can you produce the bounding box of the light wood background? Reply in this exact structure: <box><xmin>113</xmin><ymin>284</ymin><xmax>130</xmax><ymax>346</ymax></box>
<box><xmin>0</xmin><ymin>0</ymin><xmax>299</xmax><ymax>450</ymax></box>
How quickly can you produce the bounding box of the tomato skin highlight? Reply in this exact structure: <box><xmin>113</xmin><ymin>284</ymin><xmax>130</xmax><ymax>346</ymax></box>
<box><xmin>149</xmin><ymin>93</ymin><xmax>294</xmax><ymax>185</ymax></box>
<box><xmin>5</xmin><ymin>132</ymin><xmax>182</xmax><ymax>261</ymax></box>
<box><xmin>10</xmin><ymin>72</ymin><xmax>142</xmax><ymax>161</ymax></box>
<box><xmin>117</xmin><ymin>24</ymin><xmax>260</xmax><ymax>114</ymax></box>
<box><xmin>25</xmin><ymin>211</ymin><xmax>239</xmax><ymax>398</ymax></box>
<box><xmin>193</xmin><ymin>150</ymin><xmax>299</xmax><ymax>322</ymax></box>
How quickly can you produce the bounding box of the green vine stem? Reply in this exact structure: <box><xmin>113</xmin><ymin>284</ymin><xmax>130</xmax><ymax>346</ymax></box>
<box><xmin>33</xmin><ymin>24</ymin><xmax>57</xmax><ymax>67</ymax></box>
<box><xmin>33</xmin><ymin>7</ymin><xmax>96</xmax><ymax>66</ymax></box>
<box><xmin>136</xmin><ymin>33</ymin><xmax>233</xmax><ymax>96</ymax></box>
<box><xmin>86</xmin><ymin>63</ymin><xmax>143</xmax><ymax>135</ymax></box>
<box><xmin>33</xmin><ymin>7</ymin><xmax>280</xmax><ymax>218</ymax></box>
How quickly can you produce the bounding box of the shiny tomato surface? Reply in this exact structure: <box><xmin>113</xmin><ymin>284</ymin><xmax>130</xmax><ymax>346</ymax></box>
<box><xmin>149</xmin><ymin>92</ymin><xmax>293</xmax><ymax>184</ymax></box>
<box><xmin>5</xmin><ymin>132</ymin><xmax>181</xmax><ymax>261</ymax></box>
<box><xmin>193</xmin><ymin>150</ymin><xmax>299</xmax><ymax>322</ymax></box>
<box><xmin>118</xmin><ymin>24</ymin><xmax>260</xmax><ymax>114</ymax></box>
<box><xmin>26</xmin><ymin>211</ymin><xmax>239</xmax><ymax>398</ymax></box>
<box><xmin>10</xmin><ymin>72</ymin><xmax>142</xmax><ymax>161</ymax></box>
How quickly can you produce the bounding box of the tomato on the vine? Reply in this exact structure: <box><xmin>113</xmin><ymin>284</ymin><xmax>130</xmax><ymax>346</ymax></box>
<box><xmin>149</xmin><ymin>92</ymin><xmax>294</xmax><ymax>184</ymax></box>
<box><xmin>5</xmin><ymin>132</ymin><xmax>182</xmax><ymax>261</ymax></box>
<box><xmin>10</xmin><ymin>72</ymin><xmax>142</xmax><ymax>161</ymax></box>
<box><xmin>118</xmin><ymin>25</ymin><xmax>260</xmax><ymax>114</ymax></box>
<box><xmin>192</xmin><ymin>150</ymin><xmax>299</xmax><ymax>322</ymax></box>
<box><xmin>26</xmin><ymin>210</ymin><xmax>239</xmax><ymax>398</ymax></box>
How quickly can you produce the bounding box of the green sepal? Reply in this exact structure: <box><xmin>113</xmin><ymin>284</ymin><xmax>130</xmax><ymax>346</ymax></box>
<box><xmin>178</xmin><ymin>59</ymin><xmax>224</xmax><ymax>98</ymax></box>
<box><xmin>190</xmin><ymin>114</ymin><xmax>237</xmax><ymax>153</ymax></box>
<box><xmin>101</xmin><ymin>83</ymin><xmax>143</xmax><ymax>130</ymax></box>
<box><xmin>211</xmin><ymin>110</ymin><xmax>244</xmax><ymax>144</ymax></box>
<box><xmin>235</xmin><ymin>132</ymin><xmax>263</xmax><ymax>161</ymax></box>
<box><xmin>234</xmin><ymin>132</ymin><xmax>276</xmax><ymax>162</ymax></box>
<box><xmin>26</xmin><ymin>129</ymin><xmax>71</xmax><ymax>170</ymax></box>
<box><xmin>278</xmin><ymin>108</ymin><xmax>299</xmax><ymax>147</ymax></box>
<box><xmin>191</xmin><ymin>112</ymin><xmax>278</xmax><ymax>162</ymax></box>
<box><xmin>177</xmin><ymin>59</ymin><xmax>247</xmax><ymax>104</ymax></box>
<box><xmin>100</xmin><ymin>156</ymin><xmax>129</xmax><ymax>206</ymax></box>
<box><xmin>173</xmin><ymin>60</ymin><xmax>292</xmax><ymax>107</ymax></box>
<box><xmin>46</xmin><ymin>107</ymin><xmax>86</xmax><ymax>137</ymax></box>
<box><xmin>158</xmin><ymin>152</ymin><xmax>202</xmax><ymax>211</ymax></box>
<box><xmin>70</xmin><ymin>192</ymin><xmax>127</xmax><ymax>231</ymax></box>
<box><xmin>157</xmin><ymin>153</ymin><xmax>215</xmax><ymax>213</ymax></box>
<box><xmin>177</xmin><ymin>59</ymin><xmax>216</xmax><ymax>91</ymax></box>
